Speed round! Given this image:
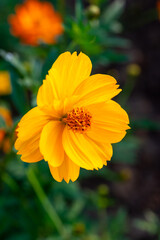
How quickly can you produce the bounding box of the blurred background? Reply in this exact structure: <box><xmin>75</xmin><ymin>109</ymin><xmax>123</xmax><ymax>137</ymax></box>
<box><xmin>0</xmin><ymin>0</ymin><xmax>160</xmax><ymax>239</ymax></box>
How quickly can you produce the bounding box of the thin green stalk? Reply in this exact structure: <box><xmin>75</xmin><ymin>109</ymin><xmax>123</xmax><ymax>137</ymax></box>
<box><xmin>1</xmin><ymin>172</ymin><xmax>19</xmax><ymax>192</ymax></box>
<box><xmin>27</xmin><ymin>166</ymin><xmax>67</xmax><ymax>239</ymax></box>
<box><xmin>75</xmin><ymin>0</ymin><xmax>83</xmax><ymax>22</ymax></box>
<box><xmin>1</xmin><ymin>172</ymin><xmax>43</xmax><ymax>225</ymax></box>
<box><xmin>118</xmin><ymin>75</ymin><xmax>137</xmax><ymax>107</ymax></box>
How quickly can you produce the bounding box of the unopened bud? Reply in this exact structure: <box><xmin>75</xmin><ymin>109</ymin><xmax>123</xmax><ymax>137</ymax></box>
<box><xmin>86</xmin><ymin>5</ymin><xmax>100</xmax><ymax>19</ymax></box>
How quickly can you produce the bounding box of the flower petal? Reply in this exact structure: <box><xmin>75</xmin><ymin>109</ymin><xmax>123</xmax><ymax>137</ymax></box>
<box><xmin>87</xmin><ymin>100</ymin><xmax>130</xmax><ymax>143</ymax></box>
<box><xmin>37</xmin><ymin>77</ymin><xmax>58</xmax><ymax>107</ymax></box>
<box><xmin>15</xmin><ymin>107</ymin><xmax>50</xmax><ymax>163</ymax></box>
<box><xmin>16</xmin><ymin>136</ymin><xmax>43</xmax><ymax>163</ymax></box>
<box><xmin>39</xmin><ymin>121</ymin><xmax>65</xmax><ymax>167</ymax></box>
<box><xmin>49</xmin><ymin>154</ymin><xmax>80</xmax><ymax>183</ymax></box>
<box><xmin>74</xmin><ymin>74</ymin><xmax>121</xmax><ymax>106</ymax></box>
<box><xmin>49</xmin><ymin>52</ymin><xmax>92</xmax><ymax>98</ymax></box>
<box><xmin>16</xmin><ymin>107</ymin><xmax>51</xmax><ymax>141</ymax></box>
<box><xmin>62</xmin><ymin>128</ymin><xmax>112</xmax><ymax>170</ymax></box>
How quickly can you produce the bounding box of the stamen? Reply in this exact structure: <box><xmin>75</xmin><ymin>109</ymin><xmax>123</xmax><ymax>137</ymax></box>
<box><xmin>63</xmin><ymin>107</ymin><xmax>92</xmax><ymax>133</ymax></box>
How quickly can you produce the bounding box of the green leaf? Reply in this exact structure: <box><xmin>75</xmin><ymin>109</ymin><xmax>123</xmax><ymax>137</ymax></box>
<box><xmin>103</xmin><ymin>36</ymin><xmax>131</xmax><ymax>48</ymax></box>
<box><xmin>131</xmin><ymin>119</ymin><xmax>160</xmax><ymax>131</ymax></box>
<box><xmin>102</xmin><ymin>0</ymin><xmax>125</xmax><ymax>24</ymax></box>
<box><xmin>10</xmin><ymin>70</ymin><xmax>30</xmax><ymax>115</ymax></box>
<box><xmin>93</xmin><ymin>50</ymin><xmax>129</xmax><ymax>66</ymax></box>
<box><xmin>107</xmin><ymin>209</ymin><xmax>128</xmax><ymax>240</ymax></box>
<box><xmin>0</xmin><ymin>50</ymin><xmax>27</xmax><ymax>77</ymax></box>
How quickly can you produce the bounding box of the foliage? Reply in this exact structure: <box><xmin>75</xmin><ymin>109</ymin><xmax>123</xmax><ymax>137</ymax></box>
<box><xmin>0</xmin><ymin>0</ymin><xmax>159</xmax><ymax>239</ymax></box>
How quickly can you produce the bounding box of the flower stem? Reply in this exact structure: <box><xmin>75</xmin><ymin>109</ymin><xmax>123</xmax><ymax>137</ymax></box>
<box><xmin>27</xmin><ymin>166</ymin><xmax>67</xmax><ymax>239</ymax></box>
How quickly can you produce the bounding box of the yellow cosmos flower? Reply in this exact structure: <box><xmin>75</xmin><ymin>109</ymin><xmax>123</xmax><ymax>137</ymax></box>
<box><xmin>0</xmin><ymin>71</ymin><xmax>12</xmax><ymax>95</ymax></box>
<box><xmin>15</xmin><ymin>52</ymin><xmax>130</xmax><ymax>183</ymax></box>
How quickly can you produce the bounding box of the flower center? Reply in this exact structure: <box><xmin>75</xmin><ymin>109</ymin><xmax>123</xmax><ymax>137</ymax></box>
<box><xmin>63</xmin><ymin>107</ymin><xmax>92</xmax><ymax>133</ymax></box>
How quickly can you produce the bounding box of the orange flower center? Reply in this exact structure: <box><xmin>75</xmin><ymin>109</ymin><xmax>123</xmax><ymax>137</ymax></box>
<box><xmin>63</xmin><ymin>107</ymin><xmax>92</xmax><ymax>133</ymax></box>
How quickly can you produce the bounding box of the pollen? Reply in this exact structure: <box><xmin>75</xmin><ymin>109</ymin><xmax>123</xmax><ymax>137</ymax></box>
<box><xmin>63</xmin><ymin>107</ymin><xmax>92</xmax><ymax>133</ymax></box>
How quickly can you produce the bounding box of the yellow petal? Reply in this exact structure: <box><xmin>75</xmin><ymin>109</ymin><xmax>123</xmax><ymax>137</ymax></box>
<box><xmin>49</xmin><ymin>154</ymin><xmax>80</xmax><ymax>183</ymax></box>
<box><xmin>39</xmin><ymin>121</ymin><xmax>65</xmax><ymax>167</ymax></box>
<box><xmin>15</xmin><ymin>107</ymin><xmax>51</xmax><ymax>163</ymax></box>
<box><xmin>51</xmin><ymin>96</ymin><xmax>80</xmax><ymax>118</ymax></box>
<box><xmin>37</xmin><ymin>69</ymin><xmax>69</xmax><ymax>115</ymax></box>
<box><xmin>21</xmin><ymin>148</ymin><xmax>43</xmax><ymax>163</ymax></box>
<box><xmin>16</xmin><ymin>134</ymin><xmax>40</xmax><ymax>155</ymax></box>
<box><xmin>37</xmin><ymin>77</ymin><xmax>57</xmax><ymax>107</ymax></box>
<box><xmin>16</xmin><ymin>107</ymin><xmax>51</xmax><ymax>141</ymax></box>
<box><xmin>49</xmin><ymin>51</ymin><xmax>92</xmax><ymax>98</ymax></box>
<box><xmin>87</xmin><ymin>125</ymin><xmax>127</xmax><ymax>144</ymax></box>
<box><xmin>74</xmin><ymin>74</ymin><xmax>121</xmax><ymax>106</ymax></box>
<box><xmin>62</xmin><ymin>128</ymin><xmax>112</xmax><ymax>170</ymax></box>
<box><xmin>93</xmin><ymin>141</ymin><xmax>113</xmax><ymax>164</ymax></box>
<box><xmin>87</xmin><ymin>100</ymin><xmax>130</xmax><ymax>143</ymax></box>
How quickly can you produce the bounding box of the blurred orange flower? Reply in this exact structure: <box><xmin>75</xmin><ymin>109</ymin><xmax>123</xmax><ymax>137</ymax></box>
<box><xmin>0</xmin><ymin>71</ymin><xmax>12</xmax><ymax>95</ymax></box>
<box><xmin>0</xmin><ymin>107</ymin><xmax>13</xmax><ymax>153</ymax></box>
<box><xmin>8</xmin><ymin>0</ymin><xmax>63</xmax><ymax>46</ymax></box>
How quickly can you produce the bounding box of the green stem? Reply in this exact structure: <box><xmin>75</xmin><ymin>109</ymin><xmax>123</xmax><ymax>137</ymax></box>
<box><xmin>75</xmin><ymin>0</ymin><xmax>83</xmax><ymax>22</ymax></box>
<box><xmin>118</xmin><ymin>75</ymin><xmax>137</xmax><ymax>107</ymax></box>
<box><xmin>27</xmin><ymin>166</ymin><xmax>67</xmax><ymax>239</ymax></box>
<box><xmin>1</xmin><ymin>172</ymin><xmax>19</xmax><ymax>192</ymax></box>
